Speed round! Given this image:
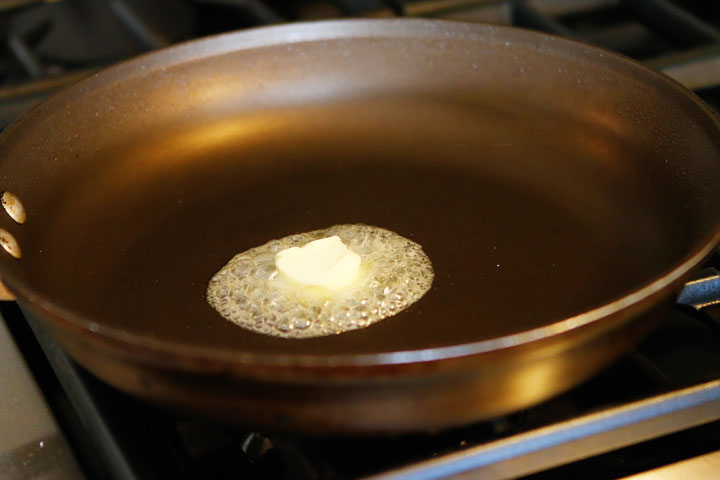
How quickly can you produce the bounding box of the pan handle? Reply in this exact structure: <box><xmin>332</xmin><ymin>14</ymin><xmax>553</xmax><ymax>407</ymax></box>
<box><xmin>676</xmin><ymin>267</ymin><xmax>720</xmax><ymax>310</ymax></box>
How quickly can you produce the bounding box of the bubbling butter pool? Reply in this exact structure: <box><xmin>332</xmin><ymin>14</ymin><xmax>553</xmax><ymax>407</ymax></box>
<box><xmin>206</xmin><ymin>224</ymin><xmax>434</xmax><ymax>339</ymax></box>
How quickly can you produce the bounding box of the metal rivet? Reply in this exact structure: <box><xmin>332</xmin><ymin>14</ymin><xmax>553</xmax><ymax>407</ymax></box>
<box><xmin>0</xmin><ymin>228</ymin><xmax>21</xmax><ymax>259</ymax></box>
<box><xmin>0</xmin><ymin>280</ymin><xmax>16</xmax><ymax>301</ymax></box>
<box><xmin>1</xmin><ymin>192</ymin><xmax>26</xmax><ymax>224</ymax></box>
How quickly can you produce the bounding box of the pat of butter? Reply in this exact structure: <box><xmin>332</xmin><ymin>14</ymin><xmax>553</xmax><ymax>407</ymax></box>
<box><xmin>275</xmin><ymin>236</ymin><xmax>361</xmax><ymax>290</ymax></box>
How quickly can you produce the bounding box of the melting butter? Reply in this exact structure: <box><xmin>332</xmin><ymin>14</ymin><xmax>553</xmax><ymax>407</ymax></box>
<box><xmin>275</xmin><ymin>236</ymin><xmax>361</xmax><ymax>290</ymax></box>
<box><xmin>206</xmin><ymin>224</ymin><xmax>434</xmax><ymax>339</ymax></box>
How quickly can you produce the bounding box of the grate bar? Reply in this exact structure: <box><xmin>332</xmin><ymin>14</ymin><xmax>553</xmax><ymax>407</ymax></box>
<box><xmin>368</xmin><ymin>380</ymin><xmax>720</xmax><ymax>480</ymax></box>
<box><xmin>620</xmin><ymin>0</ymin><xmax>720</xmax><ymax>48</ymax></box>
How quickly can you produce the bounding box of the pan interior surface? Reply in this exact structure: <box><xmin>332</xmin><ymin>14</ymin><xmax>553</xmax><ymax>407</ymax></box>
<box><xmin>26</xmin><ymin>97</ymin><xmax>694</xmax><ymax>355</ymax></box>
<box><xmin>3</xmin><ymin>23</ymin><xmax>719</xmax><ymax>358</ymax></box>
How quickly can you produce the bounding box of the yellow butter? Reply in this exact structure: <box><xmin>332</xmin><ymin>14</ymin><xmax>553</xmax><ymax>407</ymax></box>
<box><xmin>275</xmin><ymin>236</ymin><xmax>360</xmax><ymax>290</ymax></box>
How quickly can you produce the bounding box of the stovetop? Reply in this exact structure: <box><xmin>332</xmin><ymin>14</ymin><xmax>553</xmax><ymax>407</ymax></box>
<box><xmin>2</xmin><ymin>1</ymin><xmax>720</xmax><ymax>479</ymax></box>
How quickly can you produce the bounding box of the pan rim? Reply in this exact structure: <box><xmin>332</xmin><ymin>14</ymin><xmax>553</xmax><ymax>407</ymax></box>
<box><xmin>3</xmin><ymin>18</ymin><xmax>720</xmax><ymax>369</ymax></box>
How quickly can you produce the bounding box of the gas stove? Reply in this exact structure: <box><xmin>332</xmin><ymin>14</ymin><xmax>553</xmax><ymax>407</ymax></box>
<box><xmin>2</xmin><ymin>1</ymin><xmax>720</xmax><ymax>479</ymax></box>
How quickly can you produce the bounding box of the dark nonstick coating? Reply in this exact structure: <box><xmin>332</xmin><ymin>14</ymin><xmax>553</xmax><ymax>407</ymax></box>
<box><xmin>12</xmin><ymin>98</ymin><xmax>707</xmax><ymax>356</ymax></box>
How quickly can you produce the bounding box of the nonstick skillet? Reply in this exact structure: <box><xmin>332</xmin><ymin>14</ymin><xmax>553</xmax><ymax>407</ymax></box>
<box><xmin>0</xmin><ymin>20</ymin><xmax>718</xmax><ymax>433</ymax></box>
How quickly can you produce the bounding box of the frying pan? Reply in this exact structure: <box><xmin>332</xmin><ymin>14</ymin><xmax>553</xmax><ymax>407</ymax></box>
<box><xmin>0</xmin><ymin>19</ymin><xmax>719</xmax><ymax>434</ymax></box>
